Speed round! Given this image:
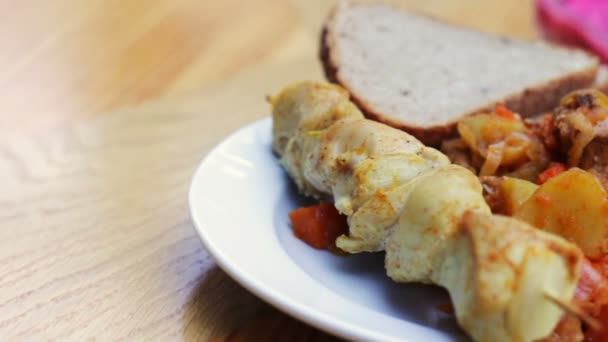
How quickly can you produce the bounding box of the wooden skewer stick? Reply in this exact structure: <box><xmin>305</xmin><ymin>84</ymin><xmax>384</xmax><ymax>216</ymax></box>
<box><xmin>543</xmin><ymin>291</ymin><xmax>601</xmax><ymax>331</ymax></box>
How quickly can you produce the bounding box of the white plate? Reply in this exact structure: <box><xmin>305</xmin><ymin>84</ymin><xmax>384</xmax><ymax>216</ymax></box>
<box><xmin>189</xmin><ymin>118</ymin><xmax>468</xmax><ymax>342</ymax></box>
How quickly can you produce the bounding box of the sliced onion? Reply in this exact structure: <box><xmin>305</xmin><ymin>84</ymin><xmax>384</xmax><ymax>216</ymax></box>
<box><xmin>566</xmin><ymin>112</ymin><xmax>595</xmax><ymax>166</ymax></box>
<box><xmin>501</xmin><ymin>132</ymin><xmax>531</xmax><ymax>166</ymax></box>
<box><xmin>480</xmin><ymin>142</ymin><xmax>504</xmax><ymax>176</ymax></box>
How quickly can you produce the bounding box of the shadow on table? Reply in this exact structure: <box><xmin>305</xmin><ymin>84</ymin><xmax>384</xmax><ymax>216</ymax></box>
<box><xmin>182</xmin><ymin>265</ymin><xmax>341</xmax><ymax>341</ymax></box>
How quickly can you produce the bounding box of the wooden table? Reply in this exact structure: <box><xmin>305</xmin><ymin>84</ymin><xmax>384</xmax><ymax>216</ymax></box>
<box><xmin>0</xmin><ymin>0</ymin><xmax>536</xmax><ymax>340</ymax></box>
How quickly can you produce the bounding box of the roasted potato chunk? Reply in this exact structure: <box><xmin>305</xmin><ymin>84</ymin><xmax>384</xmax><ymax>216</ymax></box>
<box><xmin>500</xmin><ymin>177</ymin><xmax>538</xmax><ymax>215</ymax></box>
<box><xmin>515</xmin><ymin>168</ymin><xmax>608</xmax><ymax>259</ymax></box>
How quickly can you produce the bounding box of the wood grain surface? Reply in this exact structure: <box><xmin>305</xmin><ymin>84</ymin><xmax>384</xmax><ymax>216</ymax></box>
<box><xmin>0</xmin><ymin>0</ymin><xmax>536</xmax><ymax>340</ymax></box>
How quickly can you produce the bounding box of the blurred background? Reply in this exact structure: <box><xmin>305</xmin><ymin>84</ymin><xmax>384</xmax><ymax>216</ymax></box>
<box><xmin>5</xmin><ymin>0</ymin><xmax>542</xmax><ymax>135</ymax></box>
<box><xmin>8</xmin><ymin>0</ymin><xmax>607</xmax><ymax>134</ymax></box>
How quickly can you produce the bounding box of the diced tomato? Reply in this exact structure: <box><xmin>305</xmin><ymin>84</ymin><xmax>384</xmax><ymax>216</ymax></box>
<box><xmin>573</xmin><ymin>258</ymin><xmax>608</xmax><ymax>341</ymax></box>
<box><xmin>575</xmin><ymin>259</ymin><xmax>608</xmax><ymax>312</ymax></box>
<box><xmin>545</xmin><ymin>315</ymin><xmax>584</xmax><ymax>342</ymax></box>
<box><xmin>495</xmin><ymin>104</ymin><xmax>520</xmax><ymax>120</ymax></box>
<box><xmin>289</xmin><ymin>202</ymin><xmax>348</xmax><ymax>250</ymax></box>
<box><xmin>537</xmin><ymin>162</ymin><xmax>567</xmax><ymax>184</ymax></box>
<box><xmin>585</xmin><ymin>306</ymin><xmax>608</xmax><ymax>342</ymax></box>
<box><xmin>541</xmin><ymin>113</ymin><xmax>559</xmax><ymax>152</ymax></box>
<box><xmin>595</xmin><ymin>255</ymin><xmax>608</xmax><ymax>280</ymax></box>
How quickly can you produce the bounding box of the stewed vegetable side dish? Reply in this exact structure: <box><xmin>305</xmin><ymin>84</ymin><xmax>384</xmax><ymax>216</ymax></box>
<box><xmin>438</xmin><ymin>89</ymin><xmax>608</xmax><ymax>340</ymax></box>
<box><xmin>441</xmin><ymin>89</ymin><xmax>608</xmax><ymax>184</ymax></box>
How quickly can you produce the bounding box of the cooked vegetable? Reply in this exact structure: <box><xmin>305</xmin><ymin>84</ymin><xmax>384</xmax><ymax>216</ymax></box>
<box><xmin>561</xmin><ymin>111</ymin><xmax>595</xmax><ymax>167</ymax></box>
<box><xmin>572</xmin><ymin>258</ymin><xmax>608</xmax><ymax>341</ymax></box>
<box><xmin>440</xmin><ymin>138</ymin><xmax>475</xmax><ymax>171</ymax></box>
<box><xmin>543</xmin><ymin>258</ymin><xmax>608</xmax><ymax>341</ymax></box>
<box><xmin>575</xmin><ymin>259</ymin><xmax>608</xmax><ymax>317</ymax></box>
<box><xmin>526</xmin><ymin>113</ymin><xmax>559</xmax><ymax>153</ymax></box>
<box><xmin>556</xmin><ymin>89</ymin><xmax>608</xmax><ymax>167</ymax></box>
<box><xmin>503</xmin><ymin>161</ymin><xmax>546</xmax><ymax>182</ymax></box>
<box><xmin>585</xmin><ymin>307</ymin><xmax>608</xmax><ymax>341</ymax></box>
<box><xmin>515</xmin><ymin>168</ymin><xmax>608</xmax><ymax>259</ymax></box>
<box><xmin>559</xmin><ymin>89</ymin><xmax>608</xmax><ymax>125</ymax></box>
<box><xmin>495</xmin><ymin>104</ymin><xmax>519</xmax><ymax>120</ymax></box>
<box><xmin>500</xmin><ymin>177</ymin><xmax>538</xmax><ymax>215</ymax></box>
<box><xmin>479</xmin><ymin>142</ymin><xmax>504</xmax><ymax>176</ymax></box>
<box><xmin>452</xmin><ymin>107</ymin><xmax>551</xmax><ymax>179</ymax></box>
<box><xmin>537</xmin><ymin>162</ymin><xmax>567</xmax><ymax>184</ymax></box>
<box><xmin>503</xmin><ymin>132</ymin><xmax>535</xmax><ymax>166</ymax></box>
<box><xmin>289</xmin><ymin>202</ymin><xmax>348</xmax><ymax>250</ymax></box>
<box><xmin>538</xmin><ymin>315</ymin><xmax>583</xmax><ymax>342</ymax></box>
<box><xmin>458</xmin><ymin>112</ymin><xmax>530</xmax><ymax>167</ymax></box>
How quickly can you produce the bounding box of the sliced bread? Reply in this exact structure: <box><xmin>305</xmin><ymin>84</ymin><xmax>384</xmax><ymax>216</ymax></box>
<box><xmin>320</xmin><ymin>2</ymin><xmax>599</xmax><ymax>146</ymax></box>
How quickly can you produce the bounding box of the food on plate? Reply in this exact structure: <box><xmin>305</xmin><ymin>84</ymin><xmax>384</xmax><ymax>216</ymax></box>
<box><xmin>288</xmin><ymin>202</ymin><xmax>348</xmax><ymax>250</ymax></box>
<box><xmin>440</xmin><ymin>89</ymin><xmax>608</xmax><ymax>190</ymax></box>
<box><xmin>442</xmin><ymin>87</ymin><xmax>608</xmax><ymax>339</ymax></box>
<box><xmin>482</xmin><ymin>176</ymin><xmax>539</xmax><ymax>215</ymax></box>
<box><xmin>537</xmin><ymin>162</ymin><xmax>567</xmax><ymax>184</ymax></box>
<box><xmin>271</xmin><ymin>81</ymin><xmax>583</xmax><ymax>342</ymax></box>
<box><xmin>320</xmin><ymin>2</ymin><xmax>599</xmax><ymax>146</ymax></box>
<box><xmin>272</xmin><ymin>81</ymin><xmax>449</xmax><ymax>252</ymax></box>
<box><xmin>454</xmin><ymin>107</ymin><xmax>549</xmax><ymax>177</ymax></box>
<box><xmin>555</xmin><ymin>89</ymin><xmax>608</xmax><ymax>186</ymax></box>
<box><xmin>482</xmin><ymin>169</ymin><xmax>608</xmax><ymax>259</ymax></box>
<box><xmin>515</xmin><ymin>169</ymin><xmax>608</xmax><ymax>259</ymax></box>
<box><xmin>442</xmin><ymin>108</ymin><xmax>552</xmax><ymax>181</ymax></box>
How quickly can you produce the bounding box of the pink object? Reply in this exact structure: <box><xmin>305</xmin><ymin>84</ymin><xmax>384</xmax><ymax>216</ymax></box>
<box><xmin>536</xmin><ymin>0</ymin><xmax>608</xmax><ymax>62</ymax></box>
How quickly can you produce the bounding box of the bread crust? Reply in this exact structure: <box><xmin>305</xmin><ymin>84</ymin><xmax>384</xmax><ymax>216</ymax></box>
<box><xmin>320</xmin><ymin>4</ymin><xmax>599</xmax><ymax>147</ymax></box>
